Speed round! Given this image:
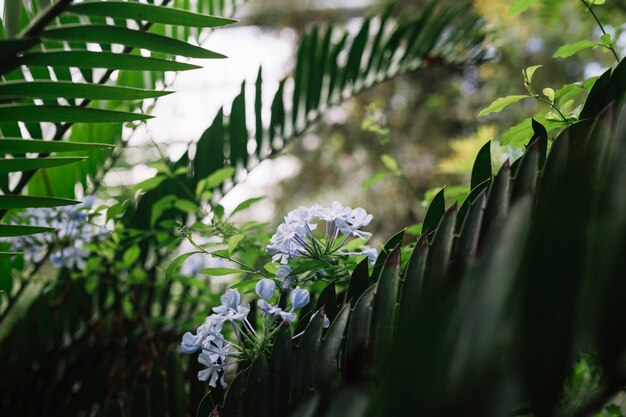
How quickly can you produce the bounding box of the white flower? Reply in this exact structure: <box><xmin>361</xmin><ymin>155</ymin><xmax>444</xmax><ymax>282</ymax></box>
<box><xmin>266</xmin><ymin>201</ymin><xmax>374</xmax><ymax>264</ymax></box>
<box><xmin>290</xmin><ymin>286</ymin><xmax>310</xmax><ymax>310</ymax></box>
<box><xmin>212</xmin><ymin>289</ymin><xmax>250</xmax><ymax>321</ymax></box>
<box><xmin>336</xmin><ymin>207</ymin><xmax>373</xmax><ymax>239</ymax></box>
<box><xmin>255</xmin><ymin>279</ymin><xmax>276</xmax><ymax>301</ymax></box>
<box><xmin>314</xmin><ymin>201</ymin><xmax>351</xmax><ymax>222</ymax></box>
<box><xmin>198</xmin><ymin>351</ymin><xmax>224</xmax><ymax>387</ymax></box>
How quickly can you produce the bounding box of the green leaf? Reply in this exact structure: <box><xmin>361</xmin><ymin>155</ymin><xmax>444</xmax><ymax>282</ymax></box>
<box><xmin>122</xmin><ymin>245</ymin><xmax>141</xmax><ymax>266</ymax></box>
<box><xmin>422</xmin><ymin>205</ymin><xmax>457</xmax><ymax>295</ymax></box>
<box><xmin>543</xmin><ymin>87</ymin><xmax>555</xmax><ymax>102</ymax></box>
<box><xmin>132</xmin><ymin>175</ymin><xmax>167</xmax><ymax>193</ymax></box>
<box><xmin>0</xmin><ymin>157</ymin><xmax>86</xmax><ymax>174</ymax></box>
<box><xmin>508</xmin><ymin>0</ymin><xmax>539</xmax><ymax>15</ymax></box>
<box><xmin>0</xmin><ymin>81</ymin><xmax>172</xmax><ymax>100</ymax></box>
<box><xmin>288</xmin><ymin>395</ymin><xmax>319</xmax><ymax>417</ymax></box>
<box><xmin>400</xmin><ymin>234</ymin><xmax>429</xmax><ymax>316</ymax></box>
<box><xmin>0</xmin><ymin>138</ymin><xmax>114</xmax><ymax>154</ymax></box>
<box><xmin>422</xmin><ymin>188</ymin><xmax>445</xmax><ymax>234</ymax></box>
<box><xmin>200</xmin><ymin>267</ymin><xmax>250</xmax><ymax>276</ymax></box>
<box><xmin>269</xmin><ymin>326</ymin><xmax>293</xmax><ymax>416</ymax></box>
<box><xmin>381</xmin><ymin>154</ymin><xmax>400</xmax><ymax>172</ymax></box>
<box><xmin>68</xmin><ymin>1</ymin><xmax>236</xmax><ymax>28</ymax></box>
<box><xmin>345</xmin><ymin>286</ymin><xmax>376</xmax><ymax>373</ymax></box>
<box><xmin>292</xmin><ymin>312</ymin><xmax>324</xmax><ymax>403</ymax></box>
<box><xmin>346</xmin><ymin>258</ymin><xmax>370</xmax><ymax>304</ymax></box>
<box><xmin>166</xmin><ymin>251</ymin><xmax>200</xmax><ymax>279</ymax></box>
<box><xmin>600</xmin><ymin>33</ymin><xmax>611</xmax><ymax>46</ymax></box>
<box><xmin>204</xmin><ymin>166</ymin><xmax>235</xmax><ymax>189</ymax></box>
<box><xmin>228</xmin><ymin>233</ymin><xmax>245</xmax><ymax>256</ymax></box>
<box><xmin>470</xmin><ymin>141</ymin><xmax>492</xmax><ymax>190</ymax></box>
<box><xmin>150</xmin><ymin>195</ymin><xmax>176</xmax><ymax>226</ymax></box>
<box><xmin>371</xmin><ymin>229</ymin><xmax>404</xmax><ymax>283</ymax></box>
<box><xmin>553</xmin><ymin>40</ymin><xmax>598</xmax><ymax>58</ymax></box>
<box><xmin>173</xmin><ymin>199</ymin><xmax>197</xmax><ymax>213</ymax></box>
<box><xmin>19</xmin><ymin>51</ymin><xmax>201</xmax><ymax>71</ymax></box>
<box><xmin>0</xmin><ymin>195</ymin><xmax>79</xmax><ymax>210</ymax></box>
<box><xmin>523</xmin><ymin>64</ymin><xmax>543</xmax><ymax>85</ymax></box>
<box><xmin>316</xmin><ymin>304</ymin><xmax>351</xmax><ymax>389</ymax></box>
<box><xmin>231</xmin><ymin>196</ymin><xmax>263</xmax><ymax>215</ymax></box>
<box><xmin>42</xmin><ymin>25</ymin><xmax>226</xmax><ymax>59</ymax></box>
<box><xmin>478</xmin><ymin>95</ymin><xmax>529</xmax><ymax>116</ymax></box>
<box><xmin>361</xmin><ymin>171</ymin><xmax>396</xmax><ymax>189</ymax></box>
<box><xmin>0</xmin><ymin>105</ymin><xmax>152</xmax><ymax>123</ymax></box>
<box><xmin>0</xmin><ymin>251</ymin><xmax>21</xmax><ymax>258</ymax></box>
<box><xmin>0</xmin><ymin>224</ymin><xmax>54</xmax><ymax>237</ymax></box>
<box><xmin>371</xmin><ymin>246</ymin><xmax>401</xmax><ymax>367</ymax></box>
<box><xmin>0</xmin><ymin>39</ymin><xmax>39</xmax><ymax>61</ymax></box>
<box><xmin>3</xmin><ymin>0</ymin><xmax>21</xmax><ymax>37</ymax></box>
<box><xmin>324</xmin><ymin>388</ymin><xmax>369</xmax><ymax>417</ymax></box>
<box><xmin>501</xmin><ymin>116</ymin><xmax>567</xmax><ymax>146</ymax></box>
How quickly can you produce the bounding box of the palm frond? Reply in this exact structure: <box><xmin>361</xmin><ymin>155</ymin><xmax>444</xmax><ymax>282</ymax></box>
<box><xmin>0</xmin><ymin>0</ymin><xmax>240</xmax><ymax>234</ymax></box>
<box><xmin>183</xmin><ymin>0</ymin><xmax>486</xmax><ymax>195</ymax></box>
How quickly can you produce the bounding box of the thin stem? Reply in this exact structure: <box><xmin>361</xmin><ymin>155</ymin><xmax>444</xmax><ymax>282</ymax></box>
<box><xmin>580</xmin><ymin>0</ymin><xmax>620</xmax><ymax>62</ymax></box>
<box><xmin>186</xmin><ymin>235</ymin><xmax>270</xmax><ymax>278</ymax></box>
<box><xmin>535</xmin><ymin>95</ymin><xmax>570</xmax><ymax>123</ymax></box>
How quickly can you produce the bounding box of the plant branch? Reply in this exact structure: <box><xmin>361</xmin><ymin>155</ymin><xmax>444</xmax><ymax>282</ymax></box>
<box><xmin>580</xmin><ymin>0</ymin><xmax>620</xmax><ymax>62</ymax></box>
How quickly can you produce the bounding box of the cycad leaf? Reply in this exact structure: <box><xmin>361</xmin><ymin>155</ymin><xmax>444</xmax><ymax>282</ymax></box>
<box><xmin>0</xmin><ymin>38</ymin><xmax>39</xmax><ymax>61</ymax></box>
<box><xmin>68</xmin><ymin>1</ymin><xmax>236</xmax><ymax>28</ymax></box>
<box><xmin>42</xmin><ymin>25</ymin><xmax>226</xmax><ymax>59</ymax></box>
<box><xmin>0</xmin><ymin>138</ymin><xmax>113</xmax><ymax>154</ymax></box>
<box><xmin>0</xmin><ymin>156</ymin><xmax>85</xmax><ymax>174</ymax></box>
<box><xmin>0</xmin><ymin>81</ymin><xmax>171</xmax><ymax>100</ymax></box>
<box><xmin>0</xmin><ymin>224</ymin><xmax>54</xmax><ymax>237</ymax></box>
<box><xmin>0</xmin><ymin>195</ymin><xmax>79</xmax><ymax>210</ymax></box>
<box><xmin>0</xmin><ymin>105</ymin><xmax>152</xmax><ymax>123</ymax></box>
<box><xmin>18</xmin><ymin>51</ymin><xmax>200</xmax><ymax>71</ymax></box>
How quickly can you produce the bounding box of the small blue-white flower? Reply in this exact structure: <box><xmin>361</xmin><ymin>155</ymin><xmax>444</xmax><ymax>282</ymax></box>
<box><xmin>212</xmin><ymin>289</ymin><xmax>250</xmax><ymax>321</ymax></box>
<box><xmin>255</xmin><ymin>279</ymin><xmax>276</xmax><ymax>301</ymax></box>
<box><xmin>266</xmin><ymin>201</ymin><xmax>373</xmax><ymax>264</ymax></box>
<box><xmin>198</xmin><ymin>351</ymin><xmax>225</xmax><ymax>387</ymax></box>
<box><xmin>290</xmin><ymin>286</ymin><xmax>310</xmax><ymax>310</ymax></box>
<box><xmin>276</xmin><ymin>265</ymin><xmax>292</xmax><ymax>282</ymax></box>
<box><xmin>258</xmin><ymin>300</ymin><xmax>296</xmax><ymax>322</ymax></box>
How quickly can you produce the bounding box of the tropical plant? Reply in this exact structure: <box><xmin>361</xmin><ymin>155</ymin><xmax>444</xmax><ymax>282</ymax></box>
<box><xmin>183</xmin><ymin>56</ymin><xmax>626</xmax><ymax>417</ymax></box>
<box><xmin>0</xmin><ymin>1</ymin><xmax>491</xmax><ymax>416</ymax></box>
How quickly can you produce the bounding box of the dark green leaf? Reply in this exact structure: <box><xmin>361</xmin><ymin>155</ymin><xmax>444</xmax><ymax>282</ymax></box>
<box><xmin>292</xmin><ymin>313</ymin><xmax>324</xmax><ymax>404</ymax></box>
<box><xmin>200</xmin><ymin>267</ymin><xmax>250</xmax><ymax>276</ymax></box>
<box><xmin>346</xmin><ymin>258</ymin><xmax>370</xmax><ymax>304</ymax></box>
<box><xmin>316</xmin><ymin>304</ymin><xmax>351</xmax><ymax>389</ymax></box>
<box><xmin>0</xmin><ymin>81</ymin><xmax>172</xmax><ymax>100</ymax></box>
<box><xmin>42</xmin><ymin>25</ymin><xmax>226</xmax><ymax>59</ymax></box>
<box><xmin>370</xmin><ymin>229</ymin><xmax>404</xmax><ymax>283</ymax></box>
<box><xmin>68</xmin><ymin>1</ymin><xmax>236</xmax><ymax>28</ymax></box>
<box><xmin>470</xmin><ymin>141</ymin><xmax>492</xmax><ymax>189</ymax></box>
<box><xmin>0</xmin><ymin>224</ymin><xmax>54</xmax><ymax>237</ymax></box>
<box><xmin>0</xmin><ymin>138</ymin><xmax>114</xmax><ymax>154</ymax></box>
<box><xmin>0</xmin><ymin>156</ymin><xmax>86</xmax><ymax>174</ymax></box>
<box><xmin>422</xmin><ymin>205</ymin><xmax>457</xmax><ymax>295</ymax></box>
<box><xmin>370</xmin><ymin>246</ymin><xmax>401</xmax><ymax>367</ymax></box>
<box><xmin>19</xmin><ymin>51</ymin><xmax>201</xmax><ymax>71</ymax></box>
<box><xmin>0</xmin><ymin>195</ymin><xmax>79</xmax><ymax>210</ymax></box>
<box><xmin>0</xmin><ymin>105</ymin><xmax>152</xmax><ymax>123</ymax></box>
<box><xmin>422</xmin><ymin>188</ymin><xmax>445</xmax><ymax>234</ymax></box>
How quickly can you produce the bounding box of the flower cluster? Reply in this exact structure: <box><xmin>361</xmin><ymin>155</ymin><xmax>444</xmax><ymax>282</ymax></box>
<box><xmin>266</xmin><ymin>201</ymin><xmax>376</xmax><ymax>264</ymax></box>
<box><xmin>181</xmin><ymin>281</ymin><xmax>324</xmax><ymax>387</ymax></box>
<box><xmin>7</xmin><ymin>197</ymin><xmax>107</xmax><ymax>270</ymax></box>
